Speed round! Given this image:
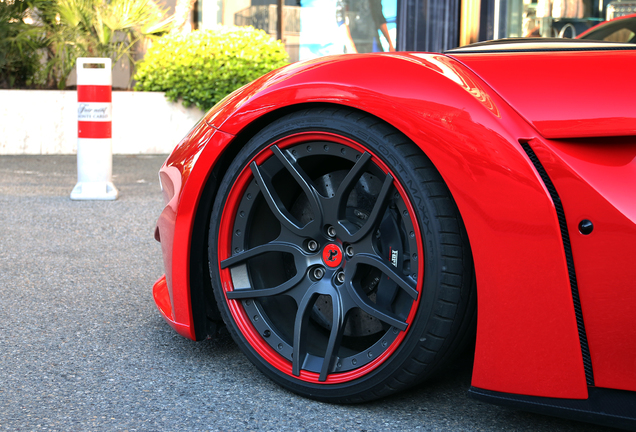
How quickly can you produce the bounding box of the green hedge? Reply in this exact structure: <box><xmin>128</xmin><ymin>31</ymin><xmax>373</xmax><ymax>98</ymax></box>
<box><xmin>134</xmin><ymin>27</ymin><xmax>289</xmax><ymax>111</ymax></box>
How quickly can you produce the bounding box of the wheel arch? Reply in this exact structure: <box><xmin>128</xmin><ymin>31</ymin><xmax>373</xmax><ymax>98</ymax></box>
<box><xmin>187</xmin><ymin>102</ymin><xmax>347</xmax><ymax>340</ymax></box>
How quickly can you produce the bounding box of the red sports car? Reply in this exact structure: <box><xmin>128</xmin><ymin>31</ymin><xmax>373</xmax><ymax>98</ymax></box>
<box><xmin>153</xmin><ymin>39</ymin><xmax>636</xmax><ymax>429</ymax></box>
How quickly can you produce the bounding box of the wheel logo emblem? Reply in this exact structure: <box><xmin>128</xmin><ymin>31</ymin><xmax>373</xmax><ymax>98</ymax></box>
<box><xmin>322</xmin><ymin>244</ymin><xmax>343</xmax><ymax>268</ymax></box>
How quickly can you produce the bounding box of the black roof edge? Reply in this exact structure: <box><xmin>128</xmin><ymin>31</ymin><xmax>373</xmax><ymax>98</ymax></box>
<box><xmin>446</xmin><ymin>37</ymin><xmax>636</xmax><ymax>54</ymax></box>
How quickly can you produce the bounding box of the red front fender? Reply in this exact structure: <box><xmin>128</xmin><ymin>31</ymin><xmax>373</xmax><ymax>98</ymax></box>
<box><xmin>158</xmin><ymin>53</ymin><xmax>588</xmax><ymax>399</ymax></box>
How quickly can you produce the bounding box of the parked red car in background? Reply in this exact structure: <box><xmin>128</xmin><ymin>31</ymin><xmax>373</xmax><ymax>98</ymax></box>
<box><xmin>578</xmin><ymin>13</ymin><xmax>636</xmax><ymax>43</ymax></box>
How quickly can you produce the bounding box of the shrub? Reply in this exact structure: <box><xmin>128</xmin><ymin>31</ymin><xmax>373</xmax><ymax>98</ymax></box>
<box><xmin>0</xmin><ymin>0</ymin><xmax>45</xmax><ymax>88</ymax></box>
<box><xmin>134</xmin><ymin>27</ymin><xmax>289</xmax><ymax>111</ymax></box>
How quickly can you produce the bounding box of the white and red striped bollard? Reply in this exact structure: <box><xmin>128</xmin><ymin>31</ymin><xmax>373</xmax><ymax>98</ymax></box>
<box><xmin>70</xmin><ymin>58</ymin><xmax>118</xmax><ymax>200</ymax></box>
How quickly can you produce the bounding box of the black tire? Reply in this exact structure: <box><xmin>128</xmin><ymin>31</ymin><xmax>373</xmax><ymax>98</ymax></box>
<box><xmin>209</xmin><ymin>107</ymin><xmax>475</xmax><ymax>402</ymax></box>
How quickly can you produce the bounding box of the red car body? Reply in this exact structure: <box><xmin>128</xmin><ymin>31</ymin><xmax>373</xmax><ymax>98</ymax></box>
<box><xmin>153</xmin><ymin>39</ymin><xmax>636</xmax><ymax>428</ymax></box>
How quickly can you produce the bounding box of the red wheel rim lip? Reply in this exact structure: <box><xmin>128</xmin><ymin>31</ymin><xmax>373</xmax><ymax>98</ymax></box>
<box><xmin>218</xmin><ymin>131</ymin><xmax>424</xmax><ymax>384</ymax></box>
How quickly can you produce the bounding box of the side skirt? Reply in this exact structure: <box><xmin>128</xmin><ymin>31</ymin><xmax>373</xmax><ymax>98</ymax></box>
<box><xmin>469</xmin><ymin>386</ymin><xmax>636</xmax><ymax>431</ymax></box>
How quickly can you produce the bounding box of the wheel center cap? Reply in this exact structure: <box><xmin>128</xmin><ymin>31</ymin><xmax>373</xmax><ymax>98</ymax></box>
<box><xmin>322</xmin><ymin>243</ymin><xmax>343</xmax><ymax>268</ymax></box>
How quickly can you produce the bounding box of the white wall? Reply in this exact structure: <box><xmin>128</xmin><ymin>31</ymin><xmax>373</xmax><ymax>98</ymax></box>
<box><xmin>0</xmin><ymin>90</ymin><xmax>205</xmax><ymax>155</ymax></box>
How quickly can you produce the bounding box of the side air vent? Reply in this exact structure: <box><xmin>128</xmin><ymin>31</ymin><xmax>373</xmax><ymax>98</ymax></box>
<box><xmin>520</xmin><ymin>140</ymin><xmax>594</xmax><ymax>386</ymax></box>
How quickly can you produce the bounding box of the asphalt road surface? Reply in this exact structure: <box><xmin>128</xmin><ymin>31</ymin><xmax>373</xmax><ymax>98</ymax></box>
<box><xmin>0</xmin><ymin>155</ymin><xmax>617</xmax><ymax>431</ymax></box>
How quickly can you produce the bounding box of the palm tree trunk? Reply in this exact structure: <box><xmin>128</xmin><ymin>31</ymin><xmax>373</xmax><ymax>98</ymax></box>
<box><xmin>173</xmin><ymin>0</ymin><xmax>197</xmax><ymax>33</ymax></box>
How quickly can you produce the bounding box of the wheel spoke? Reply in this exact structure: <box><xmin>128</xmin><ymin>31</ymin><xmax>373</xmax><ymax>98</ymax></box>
<box><xmin>330</xmin><ymin>152</ymin><xmax>371</xmax><ymax>234</ymax></box>
<box><xmin>337</xmin><ymin>166</ymin><xmax>394</xmax><ymax>243</ymax></box>
<box><xmin>342</xmin><ymin>254</ymin><xmax>418</xmax><ymax>331</ymax></box>
<box><xmin>334</xmin><ymin>152</ymin><xmax>372</xmax><ymax>208</ymax></box>
<box><xmin>346</xmin><ymin>289</ymin><xmax>408</xmax><ymax>331</ymax></box>
<box><xmin>319</xmin><ymin>294</ymin><xmax>346</xmax><ymax>381</ymax></box>
<box><xmin>292</xmin><ymin>292</ymin><xmax>319</xmax><ymax>376</ymax></box>
<box><xmin>222</xmin><ymin>242</ymin><xmax>307</xmax><ymax>300</ymax></box>
<box><xmin>271</xmin><ymin>146</ymin><xmax>323</xmax><ymax>227</ymax></box>
<box><xmin>348</xmin><ymin>254</ymin><xmax>418</xmax><ymax>299</ymax></box>
<box><xmin>250</xmin><ymin>161</ymin><xmax>316</xmax><ymax>236</ymax></box>
<box><xmin>355</xmin><ymin>173</ymin><xmax>393</xmax><ymax>238</ymax></box>
<box><xmin>225</xmin><ymin>272</ymin><xmax>306</xmax><ymax>300</ymax></box>
<box><xmin>220</xmin><ymin>242</ymin><xmax>303</xmax><ymax>268</ymax></box>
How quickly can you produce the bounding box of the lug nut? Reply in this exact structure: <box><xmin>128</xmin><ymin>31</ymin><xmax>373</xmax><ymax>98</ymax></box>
<box><xmin>313</xmin><ymin>267</ymin><xmax>325</xmax><ymax>280</ymax></box>
<box><xmin>345</xmin><ymin>245</ymin><xmax>354</xmax><ymax>257</ymax></box>
<box><xmin>327</xmin><ymin>225</ymin><xmax>337</xmax><ymax>238</ymax></box>
<box><xmin>336</xmin><ymin>271</ymin><xmax>345</xmax><ymax>284</ymax></box>
<box><xmin>307</xmin><ymin>240</ymin><xmax>319</xmax><ymax>252</ymax></box>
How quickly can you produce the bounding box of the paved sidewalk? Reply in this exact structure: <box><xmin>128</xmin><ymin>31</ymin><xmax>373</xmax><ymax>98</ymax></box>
<box><xmin>0</xmin><ymin>156</ymin><xmax>611</xmax><ymax>431</ymax></box>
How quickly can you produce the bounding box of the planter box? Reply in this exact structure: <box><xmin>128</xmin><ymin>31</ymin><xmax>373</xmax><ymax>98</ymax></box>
<box><xmin>0</xmin><ymin>90</ymin><xmax>204</xmax><ymax>155</ymax></box>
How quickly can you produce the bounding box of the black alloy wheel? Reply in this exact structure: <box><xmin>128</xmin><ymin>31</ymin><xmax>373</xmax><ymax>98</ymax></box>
<box><xmin>209</xmin><ymin>108</ymin><xmax>475</xmax><ymax>402</ymax></box>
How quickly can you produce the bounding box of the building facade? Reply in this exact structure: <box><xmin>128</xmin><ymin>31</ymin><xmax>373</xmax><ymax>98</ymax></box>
<box><xmin>193</xmin><ymin>0</ymin><xmax>635</xmax><ymax>61</ymax></box>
